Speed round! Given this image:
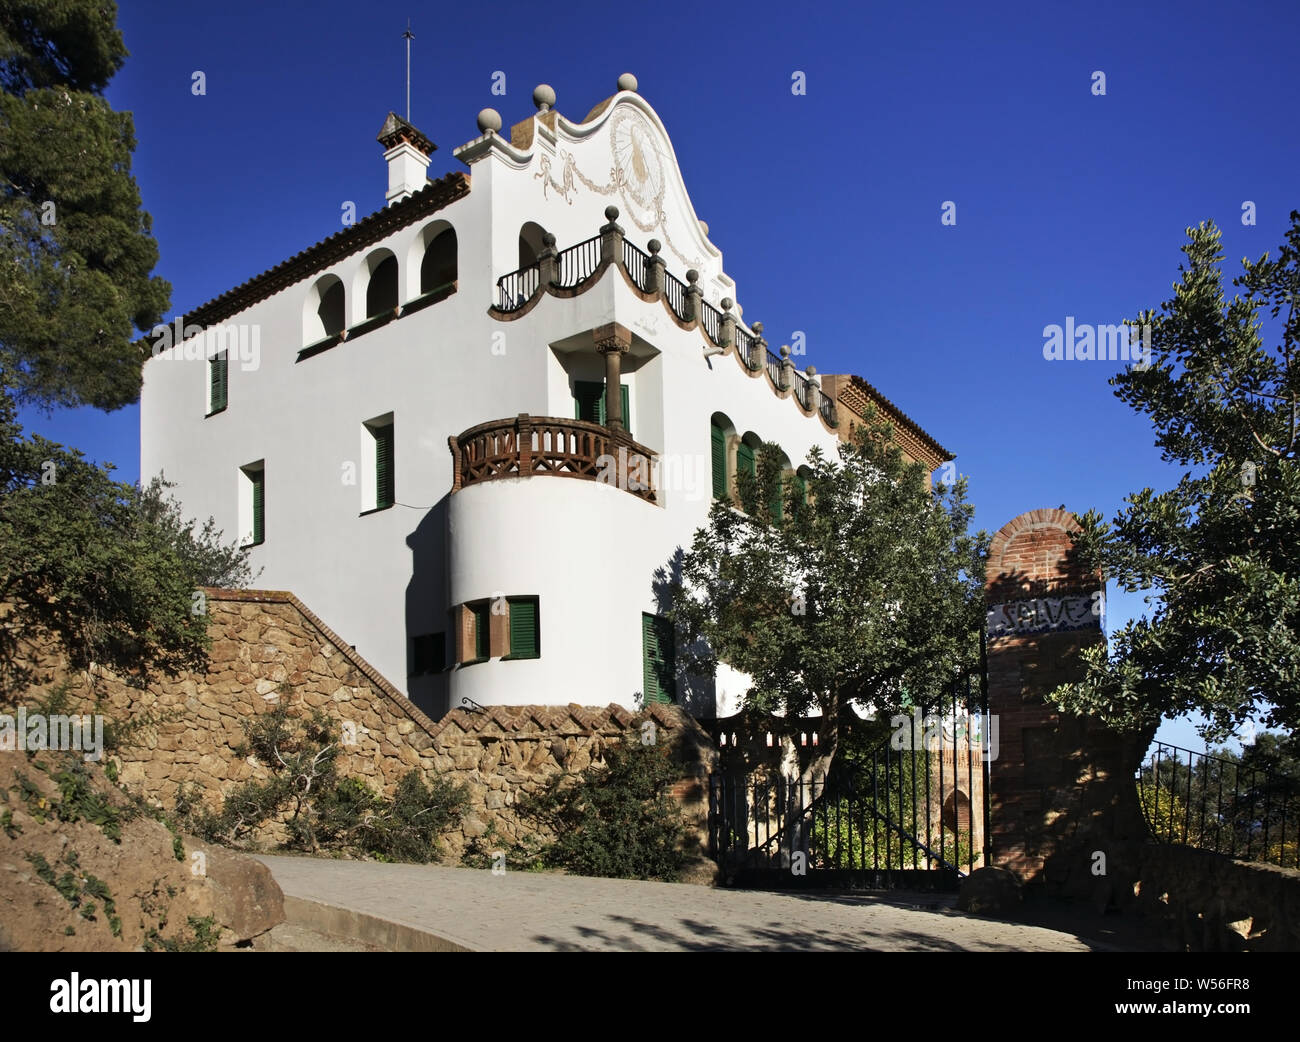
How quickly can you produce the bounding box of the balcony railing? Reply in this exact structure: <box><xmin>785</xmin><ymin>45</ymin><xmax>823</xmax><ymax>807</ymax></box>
<box><xmin>449</xmin><ymin>415</ymin><xmax>657</xmax><ymax>503</ymax></box>
<box><xmin>766</xmin><ymin>348</ymin><xmax>783</xmax><ymax>388</ymax></box>
<box><xmin>490</xmin><ymin>212</ymin><xmax>839</xmax><ymax>430</ymax></box>
<box><xmin>557</xmin><ymin>234</ymin><xmax>602</xmax><ymax>288</ymax></box>
<box><xmin>496</xmin><ymin>266</ymin><xmax>539</xmax><ymax>311</ymax></box>
<box><xmin>623</xmin><ymin>238</ymin><xmax>650</xmax><ymax>291</ymax></box>
<box><xmin>663</xmin><ymin>270</ymin><xmax>689</xmax><ymax>321</ymax></box>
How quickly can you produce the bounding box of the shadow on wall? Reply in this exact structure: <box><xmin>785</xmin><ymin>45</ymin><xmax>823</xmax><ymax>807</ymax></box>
<box><xmin>652</xmin><ymin>546</ymin><xmax>717</xmax><ymax>718</ymax></box>
<box><xmin>405</xmin><ymin>495</ymin><xmax>450</xmax><ymax>719</ymax></box>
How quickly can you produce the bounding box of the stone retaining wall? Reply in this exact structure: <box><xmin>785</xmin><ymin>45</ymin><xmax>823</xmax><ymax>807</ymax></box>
<box><xmin>7</xmin><ymin>589</ymin><xmax>716</xmax><ymax>864</ymax></box>
<box><xmin>1135</xmin><ymin>844</ymin><xmax>1300</xmax><ymax>951</ymax></box>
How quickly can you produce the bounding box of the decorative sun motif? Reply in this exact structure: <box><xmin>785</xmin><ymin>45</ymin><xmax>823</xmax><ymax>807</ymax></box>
<box><xmin>610</xmin><ymin>110</ymin><xmax>665</xmax><ymax>213</ymax></box>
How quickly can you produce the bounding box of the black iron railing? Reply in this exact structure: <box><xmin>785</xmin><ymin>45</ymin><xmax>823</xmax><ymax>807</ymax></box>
<box><xmin>1139</xmin><ymin>741</ymin><xmax>1300</xmax><ymax>868</ymax></box>
<box><xmin>623</xmin><ymin>238</ymin><xmax>650</xmax><ymax>291</ymax></box>
<box><xmin>556</xmin><ymin>234</ymin><xmax>602</xmax><ymax>289</ymax></box>
<box><xmin>496</xmin><ymin>265</ymin><xmax>539</xmax><ymax>311</ymax></box>
<box><xmin>766</xmin><ymin>349</ymin><xmax>783</xmax><ymax>388</ymax></box>
<box><xmin>708</xmin><ymin>674</ymin><xmax>990</xmax><ymax>888</ymax></box>
<box><xmin>734</xmin><ymin>326</ymin><xmax>756</xmax><ymax>369</ymax></box>
<box><xmin>663</xmin><ymin>270</ymin><xmax>689</xmax><ymax>321</ymax></box>
<box><xmin>700</xmin><ymin>300</ymin><xmax>723</xmax><ymax>345</ymax></box>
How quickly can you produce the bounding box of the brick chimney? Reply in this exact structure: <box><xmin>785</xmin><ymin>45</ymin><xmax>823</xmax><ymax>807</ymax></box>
<box><xmin>376</xmin><ymin>112</ymin><xmax>436</xmax><ymax>206</ymax></box>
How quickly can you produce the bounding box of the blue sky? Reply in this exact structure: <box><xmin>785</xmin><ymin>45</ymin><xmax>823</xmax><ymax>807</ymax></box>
<box><xmin>19</xmin><ymin>0</ymin><xmax>1300</xmax><ymax>749</ymax></box>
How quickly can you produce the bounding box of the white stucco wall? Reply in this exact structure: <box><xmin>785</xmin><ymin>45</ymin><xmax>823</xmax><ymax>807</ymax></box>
<box><xmin>141</xmin><ymin>92</ymin><xmax>844</xmax><ymax>718</ymax></box>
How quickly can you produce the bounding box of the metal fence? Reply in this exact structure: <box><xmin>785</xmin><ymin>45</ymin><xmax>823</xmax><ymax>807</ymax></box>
<box><xmin>1139</xmin><ymin>741</ymin><xmax>1300</xmax><ymax>868</ymax></box>
<box><xmin>709</xmin><ymin>675</ymin><xmax>990</xmax><ymax>889</ymax></box>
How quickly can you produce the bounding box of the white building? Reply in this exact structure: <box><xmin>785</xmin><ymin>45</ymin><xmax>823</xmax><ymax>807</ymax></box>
<box><xmin>140</xmin><ymin>76</ymin><xmax>949</xmax><ymax>720</ymax></box>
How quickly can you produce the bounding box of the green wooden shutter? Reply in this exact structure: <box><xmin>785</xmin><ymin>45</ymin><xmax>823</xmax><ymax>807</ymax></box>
<box><xmin>736</xmin><ymin>442</ymin><xmax>755</xmax><ymax>478</ymax></box>
<box><xmin>793</xmin><ymin>473</ymin><xmax>807</xmax><ymax>505</ymax></box>
<box><xmin>210</xmin><ymin>352</ymin><xmax>227</xmax><ymax>413</ymax></box>
<box><xmin>641</xmin><ymin>613</ymin><xmax>675</xmax><ymax>704</ymax></box>
<box><xmin>574</xmin><ymin>381</ymin><xmax>604</xmax><ymax>424</ymax></box>
<box><xmin>251</xmin><ymin>471</ymin><xmax>264</xmax><ymax>544</ymax></box>
<box><xmin>711</xmin><ymin>424</ymin><xmax>726</xmax><ymax>500</ymax></box>
<box><xmin>573</xmin><ymin>381</ymin><xmax>630</xmax><ymax>435</ymax></box>
<box><xmin>508</xmin><ymin>598</ymin><xmax>539</xmax><ymax>658</ymax></box>
<box><xmin>375</xmin><ymin>423</ymin><xmax>394</xmax><ymax>509</ymax></box>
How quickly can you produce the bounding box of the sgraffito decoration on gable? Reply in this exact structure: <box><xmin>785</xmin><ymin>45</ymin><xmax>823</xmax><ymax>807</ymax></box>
<box><xmin>531</xmin><ymin>107</ymin><xmax>704</xmax><ymax>271</ymax></box>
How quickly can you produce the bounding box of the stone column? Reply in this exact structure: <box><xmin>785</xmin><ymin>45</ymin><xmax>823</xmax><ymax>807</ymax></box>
<box><xmin>985</xmin><ymin>508</ymin><xmax>1151</xmax><ymax>903</ymax></box>
<box><xmin>594</xmin><ymin>323</ymin><xmax>631</xmax><ymax>434</ymax></box>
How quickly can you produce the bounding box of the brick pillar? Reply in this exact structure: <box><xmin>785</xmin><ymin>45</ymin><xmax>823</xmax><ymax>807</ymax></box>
<box><xmin>985</xmin><ymin>508</ymin><xmax>1151</xmax><ymax>903</ymax></box>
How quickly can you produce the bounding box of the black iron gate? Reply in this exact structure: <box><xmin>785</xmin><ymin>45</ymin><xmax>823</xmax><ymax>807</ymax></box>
<box><xmin>707</xmin><ymin>673</ymin><xmax>991</xmax><ymax>890</ymax></box>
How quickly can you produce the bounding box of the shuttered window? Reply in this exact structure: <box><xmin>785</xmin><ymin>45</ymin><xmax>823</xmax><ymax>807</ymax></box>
<box><xmin>735</xmin><ymin>441</ymin><xmax>755</xmax><ymax>509</ymax></box>
<box><xmin>573</xmin><ymin>380</ymin><xmax>631</xmax><ymax>436</ymax></box>
<box><xmin>507</xmin><ymin>598</ymin><xmax>539</xmax><ymax>659</ymax></box>
<box><xmin>374</xmin><ymin>423</ymin><xmax>394</xmax><ymax>510</ymax></box>
<box><xmin>769</xmin><ymin>472</ymin><xmax>784</xmax><ymax>523</ymax></box>
<box><xmin>711</xmin><ymin>423</ymin><xmax>726</xmax><ymax>500</ymax></box>
<box><xmin>209</xmin><ymin>352</ymin><xmax>228</xmax><ymax>414</ymax></box>
<box><xmin>250</xmin><ymin>470</ymin><xmax>264</xmax><ymax>545</ymax></box>
<box><xmin>793</xmin><ymin>472</ymin><xmax>808</xmax><ymax>506</ymax></box>
<box><xmin>641</xmin><ymin>612</ymin><xmax>675</xmax><ymax>704</ymax></box>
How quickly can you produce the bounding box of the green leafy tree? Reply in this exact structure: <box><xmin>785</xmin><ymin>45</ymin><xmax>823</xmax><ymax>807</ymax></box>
<box><xmin>1053</xmin><ymin>214</ymin><xmax>1300</xmax><ymax>741</ymax></box>
<box><xmin>669</xmin><ymin>410</ymin><xmax>987</xmax><ymax>804</ymax></box>
<box><xmin>0</xmin><ymin>391</ymin><xmax>253</xmax><ymax>689</ymax></box>
<box><xmin>1</xmin><ymin>0</ymin><xmax>169</xmax><ymax>410</ymax></box>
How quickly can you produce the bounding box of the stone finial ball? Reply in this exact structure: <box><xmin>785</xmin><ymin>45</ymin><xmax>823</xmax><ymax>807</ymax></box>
<box><xmin>752</xmin><ymin>321</ymin><xmax>763</xmax><ymax>334</ymax></box>
<box><xmin>720</xmin><ymin>297</ymin><xmax>733</xmax><ymax>311</ymax></box>
<box><xmin>617</xmin><ymin>72</ymin><xmax>638</xmax><ymax>93</ymax></box>
<box><xmin>780</xmin><ymin>344</ymin><xmax>790</xmax><ymax>358</ymax></box>
<box><xmin>686</xmin><ymin>268</ymin><xmax>699</xmax><ymax>283</ymax></box>
<box><xmin>806</xmin><ymin>366</ymin><xmax>817</xmax><ymax>376</ymax></box>
<box><xmin>476</xmin><ymin>108</ymin><xmax>502</xmax><ymax>133</ymax></box>
<box><xmin>541</xmin><ymin>231</ymin><xmax>557</xmax><ymax>247</ymax></box>
<box><xmin>647</xmin><ymin>239</ymin><xmax>661</xmax><ymax>254</ymax></box>
<box><xmin>533</xmin><ymin>84</ymin><xmax>556</xmax><ymax>110</ymax></box>
<box><xmin>604</xmin><ymin>205</ymin><xmax>620</xmax><ymax>222</ymax></box>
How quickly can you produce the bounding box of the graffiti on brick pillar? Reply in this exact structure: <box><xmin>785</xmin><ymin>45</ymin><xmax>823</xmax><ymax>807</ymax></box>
<box><xmin>986</xmin><ymin>592</ymin><xmax>1102</xmax><ymax>638</ymax></box>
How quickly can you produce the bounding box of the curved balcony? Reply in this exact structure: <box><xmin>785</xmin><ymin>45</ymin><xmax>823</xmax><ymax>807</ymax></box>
<box><xmin>448</xmin><ymin>414</ymin><xmax>657</xmax><ymax>503</ymax></box>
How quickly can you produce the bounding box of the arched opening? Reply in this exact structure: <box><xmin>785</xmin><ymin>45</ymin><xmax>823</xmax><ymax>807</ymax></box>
<box><xmin>420</xmin><ymin>225</ymin><xmax>457</xmax><ymax>294</ymax></box>
<box><xmin>364</xmin><ymin>250</ymin><xmax>399</xmax><ymax>319</ymax></box>
<box><xmin>518</xmin><ymin>221</ymin><xmax>548</xmax><ymax>269</ymax></box>
<box><xmin>304</xmin><ymin>274</ymin><xmax>345</xmax><ymax>346</ymax></box>
<box><xmin>766</xmin><ymin>450</ymin><xmax>792</xmax><ymax>523</ymax></box>
<box><xmin>793</xmin><ymin>464</ymin><xmax>814</xmax><ymax>508</ymax></box>
<box><xmin>942</xmin><ymin>789</ymin><xmax>972</xmax><ymax>834</ymax></box>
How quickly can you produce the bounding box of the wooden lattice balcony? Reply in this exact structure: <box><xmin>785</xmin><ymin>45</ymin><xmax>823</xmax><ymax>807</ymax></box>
<box><xmin>449</xmin><ymin>414</ymin><xmax>657</xmax><ymax>503</ymax></box>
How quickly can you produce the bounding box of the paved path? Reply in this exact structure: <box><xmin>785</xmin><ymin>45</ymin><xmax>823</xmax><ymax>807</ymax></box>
<box><xmin>256</xmin><ymin>855</ymin><xmax>1109</xmax><ymax>951</ymax></box>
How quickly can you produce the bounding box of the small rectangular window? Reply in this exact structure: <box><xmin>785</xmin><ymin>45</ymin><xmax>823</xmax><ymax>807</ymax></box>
<box><xmin>411</xmin><ymin>633</ymin><xmax>445</xmax><ymax>675</ymax></box>
<box><xmin>362</xmin><ymin>414</ymin><xmax>395</xmax><ymax>513</ymax></box>
<box><xmin>641</xmin><ymin>612</ymin><xmax>675</xmax><ymax>705</ymax></box>
<box><xmin>208</xmin><ymin>351</ymin><xmax>228</xmax><ymax>415</ymax></box>
<box><xmin>240</xmin><ymin>462</ymin><xmax>265</xmax><ymax>547</ymax></box>
<box><xmin>506</xmin><ymin>597</ymin><xmax>539</xmax><ymax>659</ymax></box>
<box><xmin>573</xmin><ymin>380</ymin><xmax>631</xmax><ymax>436</ymax></box>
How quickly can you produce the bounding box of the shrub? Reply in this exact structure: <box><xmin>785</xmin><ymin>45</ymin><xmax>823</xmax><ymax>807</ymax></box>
<box><xmin>514</xmin><ymin>734</ymin><xmax>688</xmax><ymax>881</ymax></box>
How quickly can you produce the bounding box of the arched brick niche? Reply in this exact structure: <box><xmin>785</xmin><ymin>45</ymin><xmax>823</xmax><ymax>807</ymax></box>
<box><xmin>984</xmin><ymin>509</ymin><xmax>1149</xmax><ymax>902</ymax></box>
